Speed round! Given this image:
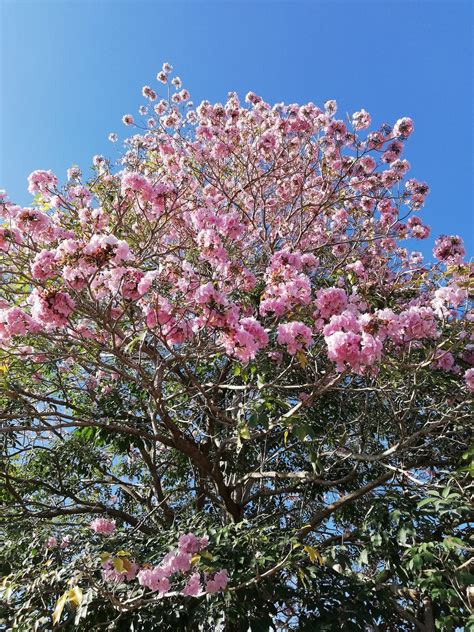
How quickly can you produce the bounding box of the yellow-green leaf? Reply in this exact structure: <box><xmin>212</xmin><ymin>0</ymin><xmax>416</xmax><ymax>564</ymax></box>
<box><xmin>52</xmin><ymin>592</ymin><xmax>68</xmax><ymax>626</ymax></box>
<box><xmin>298</xmin><ymin>568</ymin><xmax>308</xmax><ymax>587</ymax></box>
<box><xmin>304</xmin><ymin>545</ymin><xmax>323</xmax><ymax>564</ymax></box>
<box><xmin>239</xmin><ymin>424</ymin><xmax>250</xmax><ymax>440</ymax></box>
<box><xmin>67</xmin><ymin>586</ymin><xmax>83</xmax><ymax>607</ymax></box>
<box><xmin>99</xmin><ymin>552</ymin><xmax>111</xmax><ymax>563</ymax></box>
<box><xmin>296</xmin><ymin>350</ymin><xmax>307</xmax><ymax>369</ymax></box>
<box><xmin>112</xmin><ymin>557</ymin><xmax>124</xmax><ymax>573</ymax></box>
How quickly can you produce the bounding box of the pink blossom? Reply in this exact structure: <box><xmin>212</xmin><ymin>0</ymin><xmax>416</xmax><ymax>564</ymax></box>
<box><xmin>315</xmin><ymin>287</ymin><xmax>348</xmax><ymax>320</ymax></box>
<box><xmin>178</xmin><ymin>533</ymin><xmax>209</xmax><ymax>554</ymax></box>
<box><xmin>0</xmin><ymin>227</ymin><xmax>22</xmax><ymax>252</ymax></box>
<box><xmin>432</xmin><ymin>285</ymin><xmax>467</xmax><ymax>317</ymax></box>
<box><xmin>405</xmin><ymin>179</ymin><xmax>429</xmax><ymax>196</ymax></box>
<box><xmin>137</xmin><ymin>567</ymin><xmax>170</xmax><ymax>594</ymax></box>
<box><xmin>15</xmin><ymin>208</ymin><xmax>50</xmax><ymax>237</ymax></box>
<box><xmin>367</xmin><ymin>131</ymin><xmax>385</xmax><ymax>149</ymax></box>
<box><xmin>205</xmin><ymin>569</ymin><xmax>229</xmax><ymax>594</ymax></box>
<box><xmin>173</xmin><ymin>551</ymin><xmax>192</xmax><ymax>573</ymax></box>
<box><xmin>323</xmin><ymin>310</ymin><xmax>383</xmax><ymax>373</ymax></box>
<box><xmin>393</xmin><ymin>117</ymin><xmax>414</xmax><ymax>139</ymax></box>
<box><xmin>84</xmin><ymin>234</ymin><xmax>132</xmax><ymax>266</ymax></box>
<box><xmin>182</xmin><ymin>573</ymin><xmax>202</xmax><ymax>597</ymax></box>
<box><xmin>382</xmin><ymin>141</ymin><xmax>403</xmax><ymax>163</ymax></box>
<box><xmin>156</xmin><ymin>71</ymin><xmax>168</xmax><ymax>84</ymax></box>
<box><xmin>197</xmin><ymin>228</ymin><xmax>227</xmax><ymax>263</ymax></box>
<box><xmin>398</xmin><ymin>306</ymin><xmax>438</xmax><ymax>341</ymax></box>
<box><xmin>352</xmin><ymin>109</ymin><xmax>371</xmax><ymax>130</ymax></box>
<box><xmin>277</xmin><ymin>322</ymin><xmax>313</xmax><ymax>355</ymax></box>
<box><xmin>325</xmin><ymin>329</ymin><xmax>382</xmax><ymax>374</ymax></box>
<box><xmin>29</xmin><ymin>289</ymin><xmax>75</xmax><ymax>328</ymax></box>
<box><xmin>68</xmin><ymin>185</ymin><xmax>91</xmax><ymax>205</ymax></box>
<box><xmin>260</xmin><ymin>273</ymin><xmax>312</xmax><ymax>317</ymax></box>
<box><xmin>464</xmin><ymin>368</ymin><xmax>474</xmax><ymax>392</ymax></box>
<box><xmin>121</xmin><ymin>172</ymin><xmax>153</xmax><ymax>201</ymax></box>
<box><xmin>142</xmin><ymin>85</ymin><xmax>157</xmax><ymax>101</ymax></box>
<box><xmin>407</xmin><ymin>216</ymin><xmax>430</xmax><ymax>240</ymax></box>
<box><xmin>31</xmin><ymin>250</ymin><xmax>57</xmax><ymax>281</ymax></box>
<box><xmin>221</xmin><ymin>318</ymin><xmax>268</xmax><ymax>362</ymax></box>
<box><xmin>323</xmin><ymin>310</ymin><xmax>360</xmax><ymax>337</ymax></box>
<box><xmin>433</xmin><ymin>235</ymin><xmax>465</xmax><ymax>264</ymax></box>
<box><xmin>27</xmin><ymin>170</ymin><xmax>58</xmax><ymax>196</ymax></box>
<box><xmin>326</xmin><ymin>330</ymin><xmax>360</xmax><ymax>371</ymax></box>
<box><xmin>67</xmin><ymin>166</ymin><xmax>82</xmax><ymax>180</ymax></box>
<box><xmin>90</xmin><ymin>517</ymin><xmax>116</xmax><ymax>534</ymax></box>
<box><xmin>2</xmin><ymin>307</ymin><xmax>36</xmax><ymax>337</ymax></box>
<box><xmin>433</xmin><ymin>350</ymin><xmax>455</xmax><ymax>372</ymax></box>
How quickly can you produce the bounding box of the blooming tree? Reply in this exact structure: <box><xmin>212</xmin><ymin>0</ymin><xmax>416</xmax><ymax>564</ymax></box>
<box><xmin>0</xmin><ymin>63</ymin><xmax>472</xmax><ymax>631</ymax></box>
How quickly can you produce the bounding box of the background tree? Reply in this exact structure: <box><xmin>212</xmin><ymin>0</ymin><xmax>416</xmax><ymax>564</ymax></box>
<box><xmin>0</xmin><ymin>64</ymin><xmax>472</xmax><ymax>631</ymax></box>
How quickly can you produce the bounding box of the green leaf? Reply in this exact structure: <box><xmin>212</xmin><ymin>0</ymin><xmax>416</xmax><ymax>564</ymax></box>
<box><xmin>417</xmin><ymin>497</ymin><xmax>435</xmax><ymax>508</ymax></box>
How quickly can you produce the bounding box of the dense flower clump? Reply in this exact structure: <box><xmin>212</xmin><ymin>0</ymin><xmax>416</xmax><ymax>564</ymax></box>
<box><xmin>0</xmin><ymin>65</ymin><xmax>471</xmax><ymax>381</ymax></box>
<box><xmin>90</xmin><ymin>518</ymin><xmax>116</xmax><ymax>534</ymax></box>
<box><xmin>134</xmin><ymin>533</ymin><xmax>228</xmax><ymax>597</ymax></box>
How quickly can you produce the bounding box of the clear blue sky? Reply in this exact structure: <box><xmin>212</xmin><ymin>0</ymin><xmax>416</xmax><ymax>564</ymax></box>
<box><xmin>1</xmin><ymin>0</ymin><xmax>472</xmax><ymax>256</ymax></box>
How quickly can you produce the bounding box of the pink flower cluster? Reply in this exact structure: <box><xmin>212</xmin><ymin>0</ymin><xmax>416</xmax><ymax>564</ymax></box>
<box><xmin>29</xmin><ymin>289</ymin><xmax>75</xmax><ymax>329</ymax></box>
<box><xmin>432</xmin><ymin>349</ymin><xmax>455</xmax><ymax>372</ymax></box>
<box><xmin>375</xmin><ymin>306</ymin><xmax>439</xmax><ymax>345</ymax></box>
<box><xmin>352</xmin><ymin>109</ymin><xmax>371</xmax><ymax>130</ymax></box>
<box><xmin>393</xmin><ymin>117</ymin><xmax>414</xmax><ymax>139</ymax></box>
<box><xmin>0</xmin><ymin>307</ymin><xmax>38</xmax><ymax>341</ymax></box>
<box><xmin>44</xmin><ymin>535</ymin><xmax>71</xmax><ymax>550</ymax></box>
<box><xmin>14</xmin><ymin>208</ymin><xmax>50</xmax><ymax>238</ymax></box>
<box><xmin>315</xmin><ymin>287</ymin><xmax>348</xmax><ymax>320</ymax></box>
<box><xmin>260</xmin><ymin>250</ymin><xmax>314</xmax><ymax>317</ymax></box>
<box><xmin>397</xmin><ymin>306</ymin><xmax>439</xmax><ymax>342</ymax></box>
<box><xmin>27</xmin><ymin>169</ymin><xmax>58</xmax><ymax>196</ymax></box>
<box><xmin>90</xmin><ymin>518</ymin><xmax>116</xmax><ymax>534</ymax></box>
<box><xmin>202</xmin><ymin>569</ymin><xmax>229</xmax><ymax>594</ymax></box>
<box><xmin>129</xmin><ymin>533</ymin><xmax>228</xmax><ymax>598</ymax></box>
<box><xmin>323</xmin><ymin>311</ymin><xmax>382</xmax><ymax>374</ymax></box>
<box><xmin>465</xmin><ymin>368</ymin><xmax>474</xmax><ymax>392</ymax></box>
<box><xmin>277</xmin><ymin>321</ymin><xmax>313</xmax><ymax>355</ymax></box>
<box><xmin>221</xmin><ymin>317</ymin><xmax>269</xmax><ymax>362</ymax></box>
<box><xmin>433</xmin><ymin>235</ymin><xmax>465</xmax><ymax>264</ymax></box>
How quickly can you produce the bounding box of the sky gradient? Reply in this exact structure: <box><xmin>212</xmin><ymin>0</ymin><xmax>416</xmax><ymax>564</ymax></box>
<box><xmin>1</xmin><ymin>0</ymin><xmax>472</xmax><ymax>256</ymax></box>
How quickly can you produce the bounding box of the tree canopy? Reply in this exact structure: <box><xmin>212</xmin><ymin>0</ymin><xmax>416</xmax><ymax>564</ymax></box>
<box><xmin>0</xmin><ymin>63</ymin><xmax>472</xmax><ymax>631</ymax></box>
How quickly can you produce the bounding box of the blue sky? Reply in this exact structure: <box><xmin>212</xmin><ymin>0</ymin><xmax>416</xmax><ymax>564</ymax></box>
<box><xmin>1</xmin><ymin>0</ymin><xmax>472</xmax><ymax>256</ymax></box>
